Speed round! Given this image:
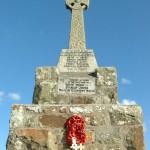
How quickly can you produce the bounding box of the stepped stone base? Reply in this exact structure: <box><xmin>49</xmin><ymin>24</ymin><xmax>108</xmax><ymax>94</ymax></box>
<box><xmin>33</xmin><ymin>66</ymin><xmax>118</xmax><ymax>105</ymax></box>
<box><xmin>7</xmin><ymin>104</ymin><xmax>145</xmax><ymax>150</ymax></box>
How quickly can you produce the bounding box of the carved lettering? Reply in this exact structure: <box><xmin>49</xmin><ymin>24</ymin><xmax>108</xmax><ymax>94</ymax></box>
<box><xmin>58</xmin><ymin>77</ymin><xmax>95</xmax><ymax>94</ymax></box>
<box><xmin>61</xmin><ymin>51</ymin><xmax>95</xmax><ymax>70</ymax></box>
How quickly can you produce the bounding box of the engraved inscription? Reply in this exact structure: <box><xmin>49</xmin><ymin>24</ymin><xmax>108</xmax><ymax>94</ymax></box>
<box><xmin>62</xmin><ymin>51</ymin><xmax>94</xmax><ymax>70</ymax></box>
<box><xmin>58</xmin><ymin>77</ymin><xmax>95</xmax><ymax>94</ymax></box>
<box><xmin>65</xmin><ymin>55</ymin><xmax>89</xmax><ymax>67</ymax></box>
<box><xmin>57</xmin><ymin>49</ymin><xmax>98</xmax><ymax>72</ymax></box>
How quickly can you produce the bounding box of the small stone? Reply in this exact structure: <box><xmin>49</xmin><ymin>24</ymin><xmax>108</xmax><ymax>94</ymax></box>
<box><xmin>39</xmin><ymin>115</ymin><xmax>68</xmax><ymax>128</ymax></box>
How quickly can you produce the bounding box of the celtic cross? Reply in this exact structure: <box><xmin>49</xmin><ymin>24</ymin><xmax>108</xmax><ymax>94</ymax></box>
<box><xmin>66</xmin><ymin>0</ymin><xmax>90</xmax><ymax>50</ymax></box>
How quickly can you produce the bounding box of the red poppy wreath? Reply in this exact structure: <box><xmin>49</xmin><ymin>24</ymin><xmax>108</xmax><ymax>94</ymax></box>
<box><xmin>66</xmin><ymin>115</ymin><xmax>86</xmax><ymax>145</ymax></box>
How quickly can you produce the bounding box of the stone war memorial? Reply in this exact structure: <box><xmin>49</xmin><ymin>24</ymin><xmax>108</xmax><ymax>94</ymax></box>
<box><xmin>7</xmin><ymin>0</ymin><xmax>145</xmax><ymax>150</ymax></box>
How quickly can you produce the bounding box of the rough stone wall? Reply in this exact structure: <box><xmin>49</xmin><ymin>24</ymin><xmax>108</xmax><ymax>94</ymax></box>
<box><xmin>32</xmin><ymin>66</ymin><xmax>118</xmax><ymax>105</ymax></box>
<box><xmin>7</xmin><ymin>104</ymin><xmax>145</xmax><ymax>150</ymax></box>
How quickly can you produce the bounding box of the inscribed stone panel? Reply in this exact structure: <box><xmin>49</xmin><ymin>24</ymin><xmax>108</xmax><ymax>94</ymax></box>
<box><xmin>58</xmin><ymin>77</ymin><xmax>95</xmax><ymax>94</ymax></box>
<box><xmin>57</xmin><ymin>49</ymin><xmax>98</xmax><ymax>72</ymax></box>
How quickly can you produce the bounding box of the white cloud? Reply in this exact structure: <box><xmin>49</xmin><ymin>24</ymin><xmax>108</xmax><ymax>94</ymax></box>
<box><xmin>121</xmin><ymin>99</ymin><xmax>137</xmax><ymax>105</ymax></box>
<box><xmin>8</xmin><ymin>93</ymin><xmax>21</xmax><ymax>101</ymax></box>
<box><xmin>0</xmin><ymin>91</ymin><xmax>4</xmax><ymax>97</ymax></box>
<box><xmin>0</xmin><ymin>91</ymin><xmax>4</xmax><ymax>101</ymax></box>
<box><xmin>121</xmin><ymin>78</ymin><xmax>131</xmax><ymax>85</ymax></box>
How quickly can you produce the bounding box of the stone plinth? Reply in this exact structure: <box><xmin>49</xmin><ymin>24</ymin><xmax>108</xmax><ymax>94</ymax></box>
<box><xmin>7</xmin><ymin>104</ymin><xmax>145</xmax><ymax>150</ymax></box>
<box><xmin>33</xmin><ymin>66</ymin><xmax>118</xmax><ymax>105</ymax></box>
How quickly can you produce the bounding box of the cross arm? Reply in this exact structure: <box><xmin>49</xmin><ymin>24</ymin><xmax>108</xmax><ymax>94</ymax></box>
<box><xmin>66</xmin><ymin>0</ymin><xmax>90</xmax><ymax>10</ymax></box>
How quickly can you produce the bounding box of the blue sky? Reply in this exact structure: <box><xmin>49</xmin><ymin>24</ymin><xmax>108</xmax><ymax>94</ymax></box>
<box><xmin>0</xmin><ymin>0</ymin><xmax>150</xmax><ymax>149</ymax></box>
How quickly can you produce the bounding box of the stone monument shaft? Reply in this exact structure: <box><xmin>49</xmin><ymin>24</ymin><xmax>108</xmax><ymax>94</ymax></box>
<box><xmin>66</xmin><ymin>0</ymin><xmax>89</xmax><ymax>49</ymax></box>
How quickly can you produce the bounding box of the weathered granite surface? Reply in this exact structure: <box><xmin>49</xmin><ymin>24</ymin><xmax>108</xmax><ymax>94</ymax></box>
<box><xmin>32</xmin><ymin>66</ymin><xmax>118</xmax><ymax>105</ymax></box>
<box><xmin>7</xmin><ymin>104</ymin><xmax>145</xmax><ymax>150</ymax></box>
<box><xmin>66</xmin><ymin>0</ymin><xmax>89</xmax><ymax>49</ymax></box>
